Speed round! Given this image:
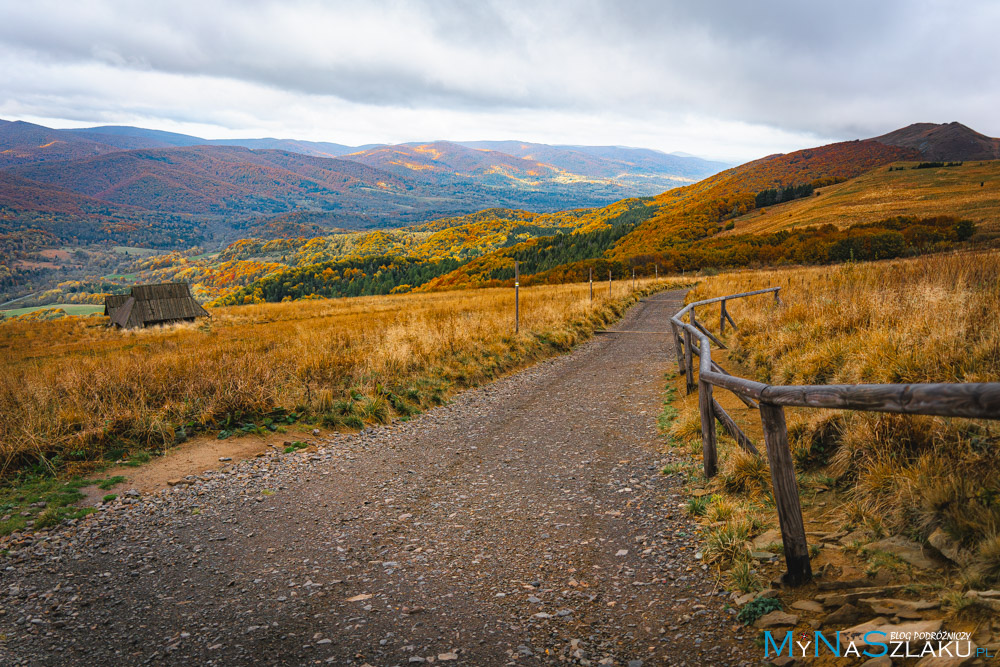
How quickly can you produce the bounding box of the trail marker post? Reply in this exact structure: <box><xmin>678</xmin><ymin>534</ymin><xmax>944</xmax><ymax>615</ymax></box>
<box><xmin>632</xmin><ymin>269</ymin><xmax>635</xmax><ymax>290</ymax></box>
<box><xmin>608</xmin><ymin>269</ymin><xmax>612</xmax><ymax>297</ymax></box>
<box><xmin>514</xmin><ymin>261</ymin><xmax>520</xmax><ymax>333</ymax></box>
<box><xmin>589</xmin><ymin>267</ymin><xmax>593</xmax><ymax>301</ymax></box>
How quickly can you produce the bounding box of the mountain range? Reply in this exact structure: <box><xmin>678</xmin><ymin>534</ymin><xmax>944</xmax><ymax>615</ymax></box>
<box><xmin>0</xmin><ymin>119</ymin><xmax>727</xmax><ymax>233</ymax></box>
<box><xmin>3</xmin><ymin>119</ymin><xmax>998</xmax><ymax>306</ymax></box>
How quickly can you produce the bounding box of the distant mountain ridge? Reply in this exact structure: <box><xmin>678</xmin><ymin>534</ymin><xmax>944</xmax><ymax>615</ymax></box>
<box><xmin>872</xmin><ymin>121</ymin><xmax>1000</xmax><ymax>161</ymax></box>
<box><xmin>0</xmin><ymin>118</ymin><xmax>727</xmax><ymax>231</ymax></box>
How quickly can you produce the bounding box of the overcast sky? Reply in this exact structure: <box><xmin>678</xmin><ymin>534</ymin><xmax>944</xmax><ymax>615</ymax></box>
<box><xmin>1</xmin><ymin>0</ymin><xmax>997</xmax><ymax>162</ymax></box>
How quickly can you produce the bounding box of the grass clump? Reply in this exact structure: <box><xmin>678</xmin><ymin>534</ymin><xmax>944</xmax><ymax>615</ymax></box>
<box><xmin>686</xmin><ymin>495</ymin><xmax>710</xmax><ymax>517</ymax></box>
<box><xmin>728</xmin><ymin>559</ymin><xmax>764</xmax><ymax>593</ymax></box>
<box><xmin>704</xmin><ymin>521</ymin><xmax>753</xmax><ymax>567</ymax></box>
<box><xmin>97</xmin><ymin>476</ymin><xmax>126</xmax><ymax>490</ymax></box>
<box><xmin>283</xmin><ymin>441</ymin><xmax>308</xmax><ymax>454</ymax></box>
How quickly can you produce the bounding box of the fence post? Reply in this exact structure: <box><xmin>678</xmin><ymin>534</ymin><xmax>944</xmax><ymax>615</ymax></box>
<box><xmin>774</xmin><ymin>287</ymin><xmax>782</xmax><ymax>306</ymax></box>
<box><xmin>514</xmin><ymin>261</ymin><xmax>520</xmax><ymax>334</ymax></box>
<box><xmin>589</xmin><ymin>267</ymin><xmax>593</xmax><ymax>301</ymax></box>
<box><xmin>759</xmin><ymin>401</ymin><xmax>812</xmax><ymax>586</ymax></box>
<box><xmin>683</xmin><ymin>328</ymin><xmax>695</xmax><ymax>393</ymax></box>
<box><xmin>720</xmin><ymin>299</ymin><xmax>727</xmax><ymax>334</ymax></box>
<box><xmin>698</xmin><ymin>339</ymin><xmax>718</xmax><ymax>478</ymax></box>
<box><xmin>670</xmin><ymin>321</ymin><xmax>685</xmax><ymax>376</ymax></box>
<box><xmin>655</xmin><ymin>264</ymin><xmax>658</xmax><ymax>280</ymax></box>
<box><xmin>608</xmin><ymin>270</ymin><xmax>612</xmax><ymax>297</ymax></box>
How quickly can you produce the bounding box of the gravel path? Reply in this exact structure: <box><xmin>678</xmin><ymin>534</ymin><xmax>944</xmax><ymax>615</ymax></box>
<box><xmin>1</xmin><ymin>290</ymin><xmax>759</xmax><ymax>666</ymax></box>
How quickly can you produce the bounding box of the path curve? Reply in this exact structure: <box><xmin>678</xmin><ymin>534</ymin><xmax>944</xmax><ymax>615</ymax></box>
<box><xmin>0</xmin><ymin>290</ymin><xmax>758</xmax><ymax>666</ymax></box>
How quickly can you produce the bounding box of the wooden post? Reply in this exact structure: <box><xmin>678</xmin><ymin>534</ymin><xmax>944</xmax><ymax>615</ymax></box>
<box><xmin>670</xmin><ymin>321</ymin><xmax>685</xmax><ymax>376</ymax></box>
<box><xmin>683</xmin><ymin>329</ymin><xmax>695</xmax><ymax>393</ymax></box>
<box><xmin>655</xmin><ymin>264</ymin><xmax>658</xmax><ymax>280</ymax></box>
<box><xmin>698</xmin><ymin>340</ymin><xmax>718</xmax><ymax>478</ymax></box>
<box><xmin>759</xmin><ymin>402</ymin><xmax>812</xmax><ymax>586</ymax></box>
<box><xmin>589</xmin><ymin>267</ymin><xmax>593</xmax><ymax>301</ymax></box>
<box><xmin>608</xmin><ymin>269</ymin><xmax>612</xmax><ymax>297</ymax></box>
<box><xmin>514</xmin><ymin>261</ymin><xmax>520</xmax><ymax>334</ymax></box>
<box><xmin>632</xmin><ymin>268</ymin><xmax>635</xmax><ymax>291</ymax></box>
<box><xmin>774</xmin><ymin>287</ymin><xmax>782</xmax><ymax>306</ymax></box>
<box><xmin>720</xmin><ymin>299</ymin><xmax>727</xmax><ymax>334</ymax></box>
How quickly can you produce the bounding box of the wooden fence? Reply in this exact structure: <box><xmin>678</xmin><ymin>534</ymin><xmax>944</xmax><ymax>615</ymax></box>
<box><xmin>670</xmin><ymin>287</ymin><xmax>1000</xmax><ymax>586</ymax></box>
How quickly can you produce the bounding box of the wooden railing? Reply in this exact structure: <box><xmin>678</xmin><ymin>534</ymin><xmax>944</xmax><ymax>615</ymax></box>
<box><xmin>670</xmin><ymin>287</ymin><xmax>1000</xmax><ymax>586</ymax></box>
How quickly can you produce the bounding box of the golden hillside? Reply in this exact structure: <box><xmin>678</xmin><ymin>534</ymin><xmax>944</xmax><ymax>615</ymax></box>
<box><xmin>724</xmin><ymin>160</ymin><xmax>1000</xmax><ymax>237</ymax></box>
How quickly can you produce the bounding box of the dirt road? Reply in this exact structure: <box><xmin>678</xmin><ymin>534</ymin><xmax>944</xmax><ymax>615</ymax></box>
<box><xmin>0</xmin><ymin>290</ymin><xmax>759</xmax><ymax>666</ymax></box>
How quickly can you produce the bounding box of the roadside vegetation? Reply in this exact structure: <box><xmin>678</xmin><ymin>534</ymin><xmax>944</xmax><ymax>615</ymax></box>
<box><xmin>0</xmin><ymin>278</ymin><xmax>683</xmax><ymax>488</ymax></box>
<box><xmin>663</xmin><ymin>251</ymin><xmax>1000</xmax><ymax>596</ymax></box>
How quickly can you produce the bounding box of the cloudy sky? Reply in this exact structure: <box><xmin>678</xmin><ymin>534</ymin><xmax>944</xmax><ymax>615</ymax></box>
<box><xmin>1</xmin><ymin>0</ymin><xmax>997</xmax><ymax>162</ymax></box>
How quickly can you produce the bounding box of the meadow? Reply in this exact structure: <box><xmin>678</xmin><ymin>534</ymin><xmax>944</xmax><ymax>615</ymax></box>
<box><xmin>0</xmin><ymin>278</ymin><xmax>680</xmax><ymax>480</ymax></box>
<box><xmin>666</xmin><ymin>250</ymin><xmax>1000</xmax><ymax>592</ymax></box>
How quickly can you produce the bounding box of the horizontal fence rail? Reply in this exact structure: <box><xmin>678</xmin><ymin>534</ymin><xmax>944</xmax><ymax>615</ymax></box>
<box><xmin>670</xmin><ymin>287</ymin><xmax>1000</xmax><ymax>587</ymax></box>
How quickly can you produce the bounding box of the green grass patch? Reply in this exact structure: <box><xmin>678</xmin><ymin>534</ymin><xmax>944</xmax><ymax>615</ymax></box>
<box><xmin>1</xmin><ymin>304</ymin><xmax>104</xmax><ymax>319</ymax></box>
<box><xmin>97</xmin><ymin>475</ymin><xmax>126</xmax><ymax>490</ymax></box>
<box><xmin>0</xmin><ymin>474</ymin><xmax>103</xmax><ymax>536</ymax></box>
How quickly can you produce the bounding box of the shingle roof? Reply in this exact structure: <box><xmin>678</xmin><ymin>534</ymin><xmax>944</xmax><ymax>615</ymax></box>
<box><xmin>104</xmin><ymin>282</ymin><xmax>209</xmax><ymax>328</ymax></box>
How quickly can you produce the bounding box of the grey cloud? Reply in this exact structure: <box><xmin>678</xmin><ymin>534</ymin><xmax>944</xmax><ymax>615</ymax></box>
<box><xmin>0</xmin><ymin>0</ymin><xmax>998</xmax><ymax>141</ymax></box>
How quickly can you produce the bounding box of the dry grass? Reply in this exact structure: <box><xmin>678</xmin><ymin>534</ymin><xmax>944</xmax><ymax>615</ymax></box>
<box><xmin>1</xmin><ymin>278</ymin><xmax>682</xmax><ymax>477</ymax></box>
<box><xmin>685</xmin><ymin>251</ymin><xmax>1000</xmax><ymax>583</ymax></box>
<box><xmin>722</xmin><ymin>160</ymin><xmax>1000</xmax><ymax>238</ymax></box>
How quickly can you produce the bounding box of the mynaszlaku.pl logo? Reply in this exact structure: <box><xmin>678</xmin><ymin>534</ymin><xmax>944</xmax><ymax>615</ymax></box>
<box><xmin>764</xmin><ymin>629</ymin><xmax>994</xmax><ymax>660</ymax></box>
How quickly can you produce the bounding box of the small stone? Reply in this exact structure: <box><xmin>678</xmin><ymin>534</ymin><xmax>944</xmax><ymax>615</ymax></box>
<box><xmin>928</xmin><ymin>528</ymin><xmax>968</xmax><ymax>565</ymax></box>
<box><xmin>790</xmin><ymin>600</ymin><xmax>824</xmax><ymax>613</ymax></box>
<box><xmin>754</xmin><ymin>611</ymin><xmax>800</xmax><ymax>629</ymax></box>
<box><xmin>312</xmin><ymin>429</ymin><xmax>320</xmax><ymax>436</ymax></box>
<box><xmin>860</xmin><ymin>656</ymin><xmax>892</xmax><ymax>667</ymax></box>
<box><xmin>615</xmin><ymin>549</ymin><xmax>629</xmax><ymax>557</ymax></box>
<box><xmin>868</xmin><ymin>536</ymin><xmax>938</xmax><ymax>570</ymax></box>
<box><xmin>437</xmin><ymin>653</ymin><xmax>458</xmax><ymax>661</ymax></box>
<box><xmin>219</xmin><ymin>456</ymin><xmax>232</xmax><ymax>462</ymax></box>
<box><xmin>752</xmin><ymin>529</ymin><xmax>782</xmax><ymax>549</ymax></box>
<box><xmin>822</xmin><ymin>603</ymin><xmax>864</xmax><ymax>627</ymax></box>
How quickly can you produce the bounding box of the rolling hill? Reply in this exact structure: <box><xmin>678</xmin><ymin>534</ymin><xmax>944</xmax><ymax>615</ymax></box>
<box><xmin>723</xmin><ymin>159</ymin><xmax>1000</xmax><ymax>237</ymax></box>
<box><xmin>873</xmin><ymin>122</ymin><xmax>1000</xmax><ymax>161</ymax></box>
<box><xmin>0</xmin><ymin>120</ymin><xmax>122</xmax><ymax>167</ymax></box>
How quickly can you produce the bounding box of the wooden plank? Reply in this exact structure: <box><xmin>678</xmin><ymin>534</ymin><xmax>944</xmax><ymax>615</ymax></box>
<box><xmin>720</xmin><ymin>299</ymin><xmax>727</xmax><ymax>335</ymax></box>
<box><xmin>725</xmin><ymin>308</ymin><xmax>738</xmax><ymax>331</ymax></box>
<box><xmin>700</xmin><ymin>370</ymin><xmax>768</xmax><ymax>401</ymax></box>
<box><xmin>682</xmin><ymin>343</ymin><xmax>759</xmax><ymax>408</ymax></box>
<box><xmin>712</xmin><ymin>398</ymin><xmax>760</xmax><ymax>456</ymax></box>
<box><xmin>759</xmin><ymin>401</ymin><xmax>812</xmax><ymax>586</ymax></box>
<box><xmin>672</xmin><ymin>287</ymin><xmax>781</xmax><ymax>322</ymax></box>
<box><xmin>762</xmin><ymin>382</ymin><xmax>1000</xmax><ymax>420</ymax></box>
<box><xmin>692</xmin><ymin>319</ymin><xmax>727</xmax><ymax>349</ymax></box>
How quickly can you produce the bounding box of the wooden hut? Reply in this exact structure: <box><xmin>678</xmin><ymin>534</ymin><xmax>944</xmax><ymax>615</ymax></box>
<box><xmin>104</xmin><ymin>282</ymin><xmax>209</xmax><ymax>329</ymax></box>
